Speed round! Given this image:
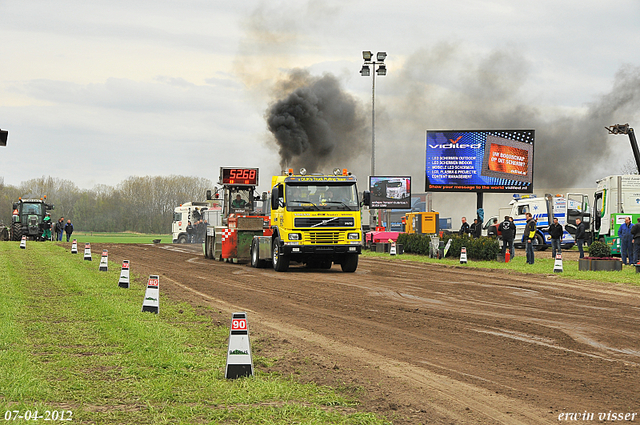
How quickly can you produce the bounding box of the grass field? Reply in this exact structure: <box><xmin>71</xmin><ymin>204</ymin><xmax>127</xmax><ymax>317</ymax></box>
<box><xmin>362</xmin><ymin>250</ymin><xmax>640</xmax><ymax>286</ymax></box>
<box><xmin>0</xmin><ymin>242</ymin><xmax>387</xmax><ymax>424</ymax></box>
<box><xmin>68</xmin><ymin>232</ymin><xmax>173</xmax><ymax>244</ymax></box>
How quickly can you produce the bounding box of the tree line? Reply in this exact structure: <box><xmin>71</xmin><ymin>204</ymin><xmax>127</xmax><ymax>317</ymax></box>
<box><xmin>0</xmin><ymin>175</ymin><xmax>212</xmax><ymax>234</ymax></box>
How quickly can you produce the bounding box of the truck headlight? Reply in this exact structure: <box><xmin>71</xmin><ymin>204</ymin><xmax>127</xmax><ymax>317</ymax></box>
<box><xmin>288</xmin><ymin>233</ymin><xmax>301</xmax><ymax>240</ymax></box>
<box><xmin>347</xmin><ymin>232</ymin><xmax>360</xmax><ymax>240</ymax></box>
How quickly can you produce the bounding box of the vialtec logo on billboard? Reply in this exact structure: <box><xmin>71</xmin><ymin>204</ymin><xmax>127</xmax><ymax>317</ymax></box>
<box><xmin>428</xmin><ymin>136</ymin><xmax>481</xmax><ymax>149</ymax></box>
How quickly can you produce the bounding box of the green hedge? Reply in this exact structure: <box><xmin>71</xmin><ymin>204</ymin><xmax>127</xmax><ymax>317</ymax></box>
<box><xmin>397</xmin><ymin>233</ymin><xmax>500</xmax><ymax>261</ymax></box>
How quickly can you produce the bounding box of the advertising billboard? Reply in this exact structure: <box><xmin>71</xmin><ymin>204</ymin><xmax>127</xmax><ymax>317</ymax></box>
<box><xmin>425</xmin><ymin>130</ymin><xmax>534</xmax><ymax>192</ymax></box>
<box><xmin>369</xmin><ymin>176</ymin><xmax>411</xmax><ymax>209</ymax></box>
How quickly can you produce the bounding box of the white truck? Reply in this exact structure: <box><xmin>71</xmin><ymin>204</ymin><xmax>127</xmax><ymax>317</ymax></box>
<box><xmin>593</xmin><ymin>174</ymin><xmax>640</xmax><ymax>254</ymax></box>
<box><xmin>172</xmin><ymin>200</ymin><xmax>222</xmax><ymax>243</ymax></box>
<box><xmin>485</xmin><ymin>193</ymin><xmax>591</xmax><ymax>250</ymax></box>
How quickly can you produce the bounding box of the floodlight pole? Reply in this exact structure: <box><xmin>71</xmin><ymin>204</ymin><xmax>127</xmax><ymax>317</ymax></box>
<box><xmin>361</xmin><ymin>52</ymin><xmax>387</xmax><ymax>229</ymax></box>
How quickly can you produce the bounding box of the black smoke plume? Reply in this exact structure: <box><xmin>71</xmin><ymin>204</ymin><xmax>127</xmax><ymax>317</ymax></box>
<box><xmin>266</xmin><ymin>69</ymin><xmax>368</xmax><ymax>172</ymax></box>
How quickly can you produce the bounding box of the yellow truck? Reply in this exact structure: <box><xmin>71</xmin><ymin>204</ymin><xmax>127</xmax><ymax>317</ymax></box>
<box><xmin>250</xmin><ymin>168</ymin><xmax>368</xmax><ymax>272</ymax></box>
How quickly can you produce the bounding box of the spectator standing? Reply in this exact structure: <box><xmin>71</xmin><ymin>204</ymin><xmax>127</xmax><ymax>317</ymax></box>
<box><xmin>186</xmin><ymin>221</ymin><xmax>195</xmax><ymax>243</ymax></box>
<box><xmin>630</xmin><ymin>218</ymin><xmax>640</xmax><ymax>265</ymax></box>
<box><xmin>470</xmin><ymin>219</ymin><xmax>479</xmax><ymax>238</ymax></box>
<box><xmin>56</xmin><ymin>217</ymin><xmax>65</xmax><ymax>241</ymax></box>
<box><xmin>618</xmin><ymin>217</ymin><xmax>634</xmax><ymax>265</ymax></box>
<box><xmin>498</xmin><ymin>216</ymin><xmax>516</xmax><ymax>258</ymax></box>
<box><xmin>459</xmin><ymin>217</ymin><xmax>470</xmax><ymax>236</ymax></box>
<box><xmin>549</xmin><ymin>217</ymin><xmax>563</xmax><ymax>259</ymax></box>
<box><xmin>575</xmin><ymin>218</ymin><xmax>586</xmax><ymax>259</ymax></box>
<box><xmin>487</xmin><ymin>218</ymin><xmax>499</xmax><ymax>238</ymax></box>
<box><xmin>525</xmin><ymin>213</ymin><xmax>537</xmax><ymax>264</ymax></box>
<box><xmin>64</xmin><ymin>219</ymin><xmax>74</xmax><ymax>242</ymax></box>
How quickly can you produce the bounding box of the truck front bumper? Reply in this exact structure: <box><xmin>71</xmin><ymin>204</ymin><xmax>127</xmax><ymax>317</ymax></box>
<box><xmin>281</xmin><ymin>243</ymin><xmax>361</xmax><ymax>256</ymax></box>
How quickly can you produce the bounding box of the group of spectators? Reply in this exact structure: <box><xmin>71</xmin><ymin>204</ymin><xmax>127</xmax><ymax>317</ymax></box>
<box><xmin>459</xmin><ymin>213</ymin><xmax>590</xmax><ymax>265</ymax></box>
<box><xmin>458</xmin><ymin>217</ymin><xmax>482</xmax><ymax>238</ymax></box>
<box><xmin>617</xmin><ymin>217</ymin><xmax>640</xmax><ymax>265</ymax></box>
<box><xmin>184</xmin><ymin>207</ymin><xmax>207</xmax><ymax>243</ymax></box>
<box><xmin>41</xmin><ymin>214</ymin><xmax>74</xmax><ymax>242</ymax></box>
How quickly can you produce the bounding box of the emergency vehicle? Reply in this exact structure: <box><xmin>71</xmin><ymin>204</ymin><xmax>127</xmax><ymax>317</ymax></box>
<box><xmin>505</xmin><ymin>193</ymin><xmax>591</xmax><ymax>250</ymax></box>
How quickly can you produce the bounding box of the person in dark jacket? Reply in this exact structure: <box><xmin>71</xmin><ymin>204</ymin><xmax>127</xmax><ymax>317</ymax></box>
<box><xmin>618</xmin><ymin>217</ymin><xmax>633</xmax><ymax>265</ymax></box>
<box><xmin>459</xmin><ymin>217</ymin><xmax>470</xmax><ymax>236</ymax></box>
<box><xmin>524</xmin><ymin>213</ymin><xmax>537</xmax><ymax>264</ymax></box>
<box><xmin>548</xmin><ymin>217</ymin><xmax>563</xmax><ymax>259</ymax></box>
<box><xmin>630</xmin><ymin>218</ymin><xmax>640</xmax><ymax>265</ymax></box>
<box><xmin>470</xmin><ymin>218</ymin><xmax>481</xmax><ymax>238</ymax></box>
<box><xmin>498</xmin><ymin>216</ymin><xmax>516</xmax><ymax>258</ymax></box>
<box><xmin>64</xmin><ymin>219</ymin><xmax>74</xmax><ymax>242</ymax></box>
<box><xmin>575</xmin><ymin>218</ymin><xmax>586</xmax><ymax>259</ymax></box>
<box><xmin>186</xmin><ymin>221</ymin><xmax>195</xmax><ymax>243</ymax></box>
<box><xmin>56</xmin><ymin>217</ymin><xmax>65</xmax><ymax>241</ymax></box>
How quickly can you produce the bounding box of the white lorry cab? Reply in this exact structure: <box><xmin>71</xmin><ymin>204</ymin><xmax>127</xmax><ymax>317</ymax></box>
<box><xmin>593</xmin><ymin>175</ymin><xmax>640</xmax><ymax>254</ymax></box>
<box><xmin>172</xmin><ymin>201</ymin><xmax>222</xmax><ymax>243</ymax></box>
<box><xmin>506</xmin><ymin>193</ymin><xmax>591</xmax><ymax>250</ymax></box>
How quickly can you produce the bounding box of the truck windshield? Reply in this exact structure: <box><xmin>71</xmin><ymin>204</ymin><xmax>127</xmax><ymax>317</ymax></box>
<box><xmin>286</xmin><ymin>183</ymin><xmax>358</xmax><ymax>211</ymax></box>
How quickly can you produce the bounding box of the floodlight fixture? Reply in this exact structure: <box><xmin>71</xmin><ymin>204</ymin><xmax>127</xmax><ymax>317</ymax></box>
<box><xmin>362</xmin><ymin>51</ymin><xmax>372</xmax><ymax>61</ymax></box>
<box><xmin>360</xmin><ymin>65</ymin><xmax>370</xmax><ymax>76</ymax></box>
<box><xmin>376</xmin><ymin>64</ymin><xmax>387</xmax><ymax>76</ymax></box>
<box><xmin>376</xmin><ymin>52</ymin><xmax>387</xmax><ymax>62</ymax></box>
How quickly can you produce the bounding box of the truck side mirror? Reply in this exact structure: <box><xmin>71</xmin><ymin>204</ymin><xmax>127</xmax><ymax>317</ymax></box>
<box><xmin>206</xmin><ymin>190</ymin><xmax>212</xmax><ymax>200</ymax></box>
<box><xmin>47</xmin><ymin>204</ymin><xmax>54</xmax><ymax>210</ymax></box>
<box><xmin>262</xmin><ymin>191</ymin><xmax>268</xmax><ymax>202</ymax></box>
<box><xmin>362</xmin><ymin>191</ymin><xmax>371</xmax><ymax>206</ymax></box>
<box><xmin>271</xmin><ymin>187</ymin><xmax>279</xmax><ymax>210</ymax></box>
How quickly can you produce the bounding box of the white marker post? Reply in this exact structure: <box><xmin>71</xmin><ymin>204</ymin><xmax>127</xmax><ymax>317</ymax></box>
<box><xmin>141</xmin><ymin>275</ymin><xmax>159</xmax><ymax>314</ymax></box>
<box><xmin>20</xmin><ymin>236</ymin><xmax>26</xmax><ymax>249</ymax></box>
<box><xmin>118</xmin><ymin>260</ymin><xmax>130</xmax><ymax>288</ymax></box>
<box><xmin>460</xmin><ymin>246</ymin><xmax>468</xmax><ymax>264</ymax></box>
<box><xmin>553</xmin><ymin>253</ymin><xmax>563</xmax><ymax>273</ymax></box>
<box><xmin>99</xmin><ymin>249</ymin><xmax>109</xmax><ymax>271</ymax></box>
<box><xmin>83</xmin><ymin>243</ymin><xmax>92</xmax><ymax>261</ymax></box>
<box><xmin>71</xmin><ymin>239</ymin><xmax>78</xmax><ymax>254</ymax></box>
<box><xmin>225</xmin><ymin>312</ymin><xmax>253</xmax><ymax>379</ymax></box>
<box><xmin>389</xmin><ymin>240</ymin><xmax>397</xmax><ymax>256</ymax></box>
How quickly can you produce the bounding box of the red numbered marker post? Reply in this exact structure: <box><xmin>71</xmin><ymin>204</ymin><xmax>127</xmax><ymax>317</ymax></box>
<box><xmin>71</xmin><ymin>239</ymin><xmax>78</xmax><ymax>254</ymax></box>
<box><xmin>118</xmin><ymin>260</ymin><xmax>130</xmax><ymax>288</ymax></box>
<box><xmin>99</xmin><ymin>249</ymin><xmax>109</xmax><ymax>271</ymax></box>
<box><xmin>225</xmin><ymin>312</ymin><xmax>253</xmax><ymax>379</ymax></box>
<box><xmin>84</xmin><ymin>243</ymin><xmax>92</xmax><ymax>261</ymax></box>
<box><xmin>141</xmin><ymin>275</ymin><xmax>159</xmax><ymax>314</ymax></box>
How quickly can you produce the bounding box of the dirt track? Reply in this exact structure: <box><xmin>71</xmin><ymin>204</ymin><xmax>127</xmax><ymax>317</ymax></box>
<box><xmin>92</xmin><ymin>243</ymin><xmax>640</xmax><ymax>424</ymax></box>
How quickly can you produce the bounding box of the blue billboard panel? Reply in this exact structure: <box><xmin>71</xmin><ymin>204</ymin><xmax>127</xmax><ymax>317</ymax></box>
<box><xmin>425</xmin><ymin>130</ymin><xmax>534</xmax><ymax>193</ymax></box>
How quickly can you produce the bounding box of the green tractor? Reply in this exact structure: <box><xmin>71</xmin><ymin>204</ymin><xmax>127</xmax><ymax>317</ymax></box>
<box><xmin>10</xmin><ymin>197</ymin><xmax>55</xmax><ymax>241</ymax></box>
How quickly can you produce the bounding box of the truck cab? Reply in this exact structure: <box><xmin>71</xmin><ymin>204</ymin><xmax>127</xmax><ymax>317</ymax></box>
<box><xmin>251</xmin><ymin>168</ymin><xmax>367</xmax><ymax>272</ymax></box>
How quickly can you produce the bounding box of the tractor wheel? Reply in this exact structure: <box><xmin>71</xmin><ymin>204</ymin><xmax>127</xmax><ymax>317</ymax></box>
<box><xmin>340</xmin><ymin>254</ymin><xmax>359</xmax><ymax>272</ymax></box>
<box><xmin>251</xmin><ymin>239</ymin><xmax>267</xmax><ymax>268</ymax></box>
<box><xmin>10</xmin><ymin>222</ymin><xmax>22</xmax><ymax>241</ymax></box>
<box><xmin>177</xmin><ymin>234</ymin><xmax>187</xmax><ymax>244</ymax></box>
<box><xmin>272</xmin><ymin>237</ymin><xmax>289</xmax><ymax>272</ymax></box>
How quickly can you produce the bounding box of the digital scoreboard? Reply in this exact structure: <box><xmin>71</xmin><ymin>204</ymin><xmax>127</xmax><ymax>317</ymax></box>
<box><xmin>219</xmin><ymin>168</ymin><xmax>259</xmax><ymax>186</ymax></box>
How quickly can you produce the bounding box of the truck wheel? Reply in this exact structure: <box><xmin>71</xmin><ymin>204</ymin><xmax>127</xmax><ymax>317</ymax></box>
<box><xmin>341</xmin><ymin>254</ymin><xmax>358</xmax><ymax>272</ymax></box>
<box><xmin>251</xmin><ymin>239</ymin><xmax>267</xmax><ymax>268</ymax></box>
<box><xmin>177</xmin><ymin>234</ymin><xmax>187</xmax><ymax>244</ymax></box>
<box><xmin>10</xmin><ymin>223</ymin><xmax>21</xmax><ymax>241</ymax></box>
<box><xmin>272</xmin><ymin>237</ymin><xmax>289</xmax><ymax>272</ymax></box>
<box><xmin>533</xmin><ymin>233</ymin><xmax>546</xmax><ymax>251</ymax></box>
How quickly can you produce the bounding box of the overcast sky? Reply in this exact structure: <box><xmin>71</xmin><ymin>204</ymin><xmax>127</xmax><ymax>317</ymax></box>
<box><xmin>1</xmin><ymin>0</ymin><xmax>639</xmax><ymax>193</ymax></box>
